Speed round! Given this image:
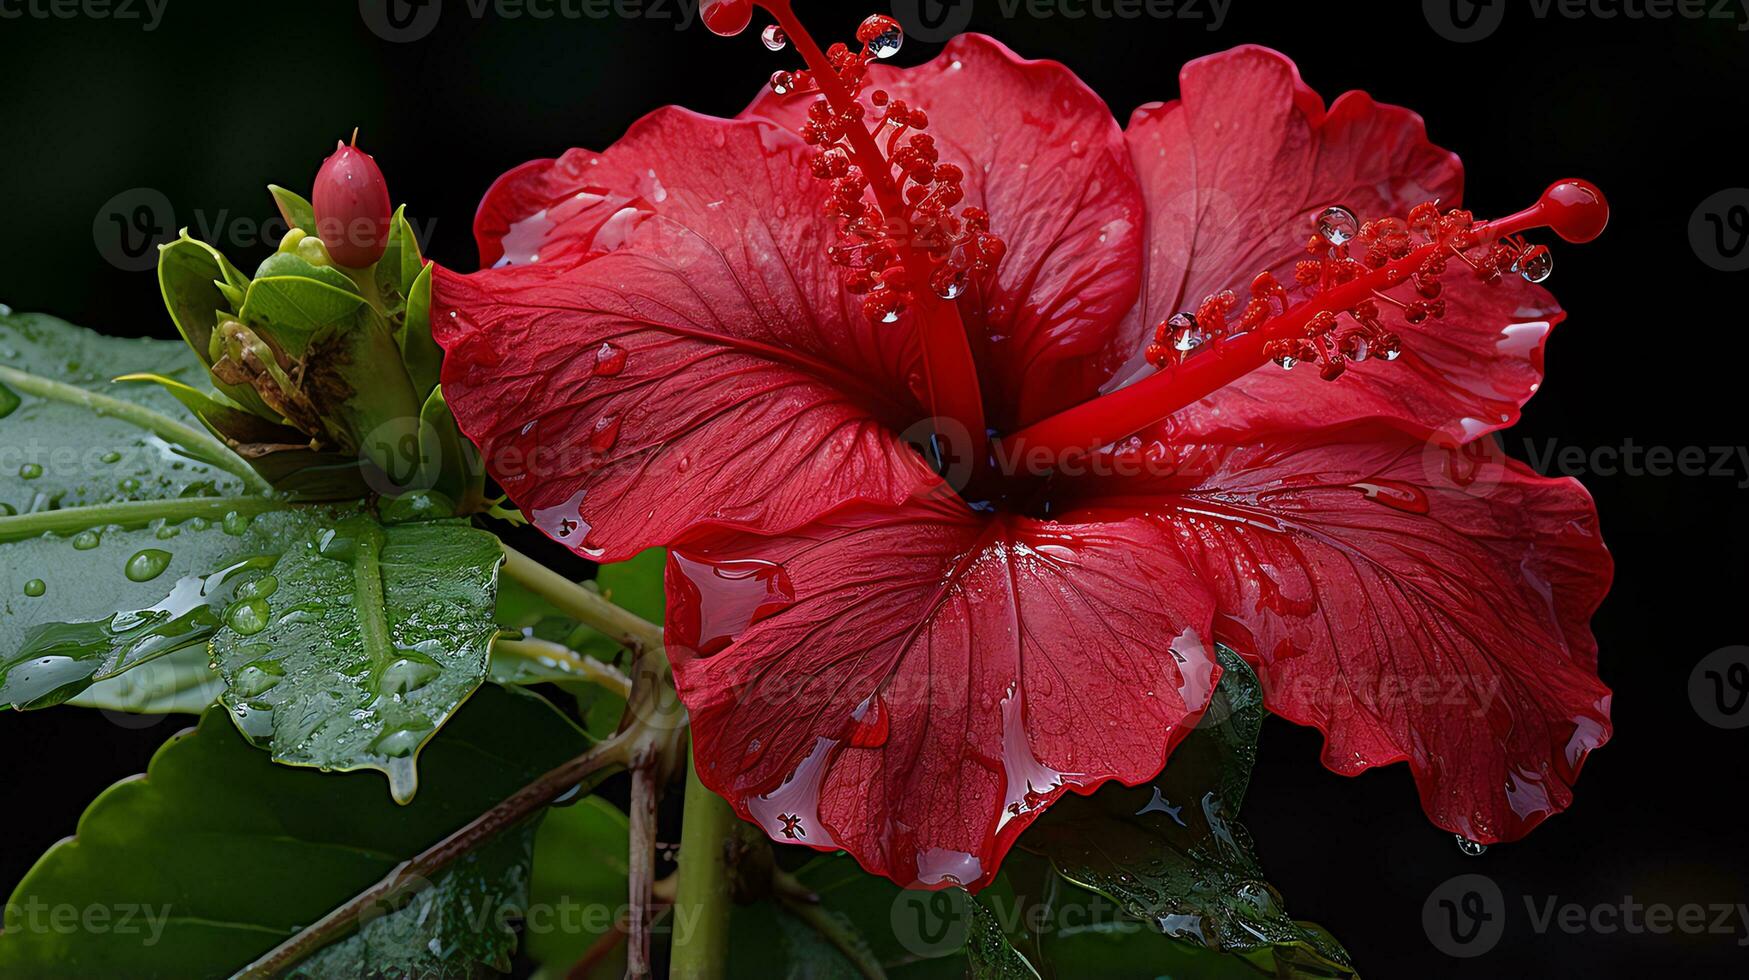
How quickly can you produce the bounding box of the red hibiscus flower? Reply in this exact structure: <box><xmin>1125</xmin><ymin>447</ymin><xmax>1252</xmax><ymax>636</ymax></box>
<box><xmin>431</xmin><ymin>3</ymin><xmax>1612</xmax><ymax>890</ymax></box>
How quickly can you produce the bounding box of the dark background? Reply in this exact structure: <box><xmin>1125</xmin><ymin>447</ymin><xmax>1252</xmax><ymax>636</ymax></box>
<box><xmin>2</xmin><ymin>0</ymin><xmax>1745</xmax><ymax>976</ymax></box>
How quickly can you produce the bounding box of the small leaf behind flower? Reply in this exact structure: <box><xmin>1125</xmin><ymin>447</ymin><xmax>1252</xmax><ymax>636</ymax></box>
<box><xmin>1017</xmin><ymin>647</ymin><xmax>1355</xmax><ymax>977</ymax></box>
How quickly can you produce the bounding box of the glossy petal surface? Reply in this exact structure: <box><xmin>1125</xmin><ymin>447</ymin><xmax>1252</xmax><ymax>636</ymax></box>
<box><xmin>668</xmin><ymin>495</ymin><xmax>1216</xmax><ymax>889</ymax></box>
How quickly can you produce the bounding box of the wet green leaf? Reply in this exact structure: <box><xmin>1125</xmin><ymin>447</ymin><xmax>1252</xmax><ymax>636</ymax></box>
<box><xmin>68</xmin><ymin>646</ymin><xmax>222</xmax><ymax>715</ymax></box>
<box><xmin>966</xmin><ymin>895</ymin><xmax>1041</xmax><ymax>979</ymax></box>
<box><xmin>155</xmin><ymin>233</ymin><xmax>276</xmax><ymax>419</ymax></box>
<box><xmin>0</xmin><ymin>684</ymin><xmax>586</xmax><ymax>978</ymax></box>
<box><xmin>1</xmin><ymin>507</ymin><xmax>318</xmax><ymax>709</ymax></box>
<box><xmin>290</xmin><ymin>821</ymin><xmax>537</xmax><ymax>980</ymax></box>
<box><xmin>1017</xmin><ymin>648</ymin><xmax>1355</xmax><ymax>977</ymax></box>
<box><xmin>209</xmin><ymin>514</ymin><xmax>505</xmax><ymax>802</ymax></box>
<box><xmin>0</xmin><ymin>309</ymin><xmax>260</xmax><ymax>515</ymax></box>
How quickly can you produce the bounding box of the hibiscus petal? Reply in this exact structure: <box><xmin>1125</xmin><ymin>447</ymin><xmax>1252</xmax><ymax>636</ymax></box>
<box><xmin>744</xmin><ymin>34</ymin><xmax>1145</xmax><ymax>431</ymax></box>
<box><xmin>1119</xmin><ymin>45</ymin><xmax>1557</xmax><ymax>444</ymax></box>
<box><xmin>667</xmin><ymin>495</ymin><xmax>1216</xmax><ymax>889</ymax></box>
<box><xmin>433</xmin><ymin>108</ymin><xmax>941</xmax><ymax>560</ymax></box>
<box><xmin>1082</xmin><ymin>423</ymin><xmax>1611</xmax><ymax>842</ymax></box>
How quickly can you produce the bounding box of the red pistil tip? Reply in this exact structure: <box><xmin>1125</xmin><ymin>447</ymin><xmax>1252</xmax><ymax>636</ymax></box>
<box><xmin>1537</xmin><ymin>178</ymin><xmax>1609</xmax><ymax>244</ymax></box>
<box><xmin>701</xmin><ymin>0</ymin><xmax>753</xmax><ymax>37</ymax></box>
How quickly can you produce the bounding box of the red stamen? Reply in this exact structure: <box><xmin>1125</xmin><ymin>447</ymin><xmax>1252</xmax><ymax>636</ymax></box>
<box><xmin>714</xmin><ymin>2</ymin><xmax>1004</xmax><ymax>476</ymax></box>
<box><xmin>1003</xmin><ymin>179</ymin><xmax>1608</xmax><ymax>458</ymax></box>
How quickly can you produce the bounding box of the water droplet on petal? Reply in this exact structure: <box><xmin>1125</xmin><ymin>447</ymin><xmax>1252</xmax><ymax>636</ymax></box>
<box><xmin>18</xmin><ymin>463</ymin><xmax>42</xmax><ymax>480</ymax></box>
<box><xmin>593</xmin><ymin>341</ymin><xmax>628</xmax><ymax>377</ymax></box>
<box><xmin>760</xmin><ymin>23</ymin><xmax>787</xmax><ymax>50</ymax></box>
<box><xmin>23</xmin><ymin>579</ymin><xmax>46</xmax><ymax>597</ymax></box>
<box><xmin>1349</xmin><ymin>479</ymin><xmax>1431</xmax><ymax>515</ymax></box>
<box><xmin>747</xmin><ymin>736</ymin><xmax>839</xmax><ymax>847</ymax></box>
<box><xmin>72</xmin><ymin>530</ymin><xmax>101</xmax><ymax>550</ymax></box>
<box><xmin>222</xmin><ymin>510</ymin><xmax>252</xmax><ymax>536</ymax></box>
<box><xmin>124</xmin><ymin>549</ymin><xmax>173</xmax><ymax>583</ymax></box>
<box><xmin>589</xmin><ymin>415</ymin><xmax>621</xmax><ymax>452</ymax></box>
<box><xmin>848</xmin><ymin>693</ymin><xmax>890</xmax><ymax>748</ymax></box>
<box><xmin>1316</xmin><ymin>205</ymin><xmax>1358</xmax><ymax>246</ymax></box>
<box><xmin>768</xmin><ymin>70</ymin><xmax>794</xmax><ymax>96</ymax></box>
<box><xmin>1272</xmin><ymin>354</ymin><xmax>1298</xmax><ymax>370</ymax></box>
<box><xmin>668</xmin><ymin>552</ymin><xmax>796</xmax><ymax>656</ymax></box>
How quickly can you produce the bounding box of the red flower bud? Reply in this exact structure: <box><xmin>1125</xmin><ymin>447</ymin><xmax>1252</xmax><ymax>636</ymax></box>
<box><xmin>312</xmin><ymin>137</ymin><xmax>392</xmax><ymax>268</ymax></box>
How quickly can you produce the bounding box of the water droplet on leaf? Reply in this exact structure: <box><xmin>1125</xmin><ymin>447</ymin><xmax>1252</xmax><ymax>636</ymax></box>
<box><xmin>124</xmin><ymin>549</ymin><xmax>173</xmax><ymax>583</ymax></box>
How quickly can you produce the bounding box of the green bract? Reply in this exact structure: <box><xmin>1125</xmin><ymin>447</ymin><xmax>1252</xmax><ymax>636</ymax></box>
<box><xmin>151</xmin><ymin>185</ymin><xmax>481</xmax><ymax>509</ymax></box>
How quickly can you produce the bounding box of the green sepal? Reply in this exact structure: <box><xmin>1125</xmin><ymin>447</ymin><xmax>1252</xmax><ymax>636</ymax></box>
<box><xmin>267</xmin><ymin>183</ymin><xmax>317</xmax><ymax>233</ymax></box>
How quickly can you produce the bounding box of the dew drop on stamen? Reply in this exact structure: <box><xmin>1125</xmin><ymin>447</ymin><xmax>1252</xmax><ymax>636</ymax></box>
<box><xmin>1516</xmin><ymin>244</ymin><xmax>1553</xmax><ymax>283</ymax></box>
<box><xmin>1168</xmin><ymin>312</ymin><xmax>1206</xmax><ymax>352</ymax></box>
<box><xmin>1272</xmin><ymin>353</ymin><xmax>1298</xmax><ymax>370</ymax></box>
<box><xmin>769</xmin><ymin>70</ymin><xmax>794</xmax><ymax>96</ymax></box>
<box><xmin>1316</xmin><ymin>205</ymin><xmax>1358</xmax><ymax>246</ymax></box>
<box><xmin>867</xmin><ymin>23</ymin><xmax>903</xmax><ymax>59</ymax></box>
<box><xmin>761</xmin><ymin>24</ymin><xmax>787</xmax><ymax>51</ymax></box>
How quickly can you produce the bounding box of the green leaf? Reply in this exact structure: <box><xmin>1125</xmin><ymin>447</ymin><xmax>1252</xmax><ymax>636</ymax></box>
<box><xmin>0</xmin><ymin>683</ymin><xmax>587</xmax><ymax>978</ymax></box>
<box><xmin>0</xmin><ymin>309</ymin><xmax>263</xmax><ymax>512</ymax></box>
<box><xmin>1017</xmin><ymin>648</ymin><xmax>1355</xmax><ymax>977</ymax></box>
<box><xmin>268</xmin><ymin>184</ymin><xmax>317</xmax><ymax>235</ymax></box>
<box><xmin>965</xmin><ymin>896</ymin><xmax>1041</xmax><ymax>979</ymax></box>
<box><xmin>155</xmin><ymin>234</ymin><xmax>277</xmax><ymax>419</ymax></box>
<box><xmin>68</xmin><ymin>646</ymin><xmax>221</xmax><ymax>715</ymax></box>
<box><xmin>522</xmin><ymin>796</ymin><xmax>631</xmax><ymax>979</ymax></box>
<box><xmin>209</xmin><ymin>514</ymin><xmax>505</xmax><ymax>802</ymax></box>
<box><xmin>400</xmin><ymin>261</ymin><xmax>442</xmax><ymax>400</ymax></box>
<box><xmin>289</xmin><ymin>821</ymin><xmax>537</xmax><ymax>979</ymax></box>
<box><xmin>1</xmin><ymin>506</ymin><xmax>316</xmax><ymax>709</ymax></box>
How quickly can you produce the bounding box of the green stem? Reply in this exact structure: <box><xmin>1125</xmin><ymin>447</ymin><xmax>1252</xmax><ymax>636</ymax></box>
<box><xmin>0</xmin><ymin>363</ymin><xmax>270</xmax><ymax>494</ymax></box>
<box><xmin>498</xmin><ymin>544</ymin><xmax>665</xmax><ymax>654</ymax></box>
<box><xmin>671</xmin><ymin>740</ymin><xmax>737</xmax><ymax>980</ymax></box>
<box><xmin>0</xmin><ymin>495</ymin><xmax>285</xmax><ymax>543</ymax></box>
<box><xmin>493</xmin><ymin>636</ymin><xmax>633</xmax><ymax>696</ymax></box>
